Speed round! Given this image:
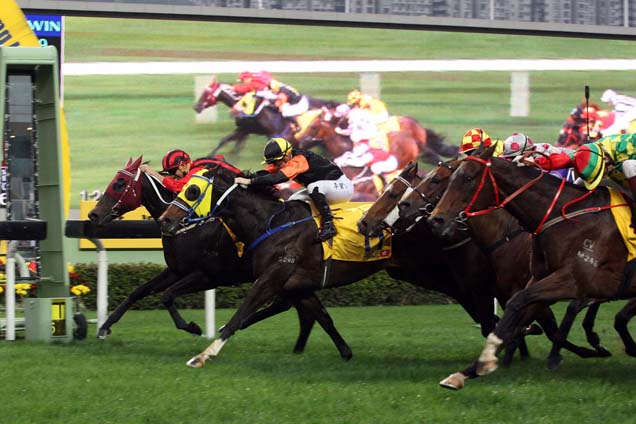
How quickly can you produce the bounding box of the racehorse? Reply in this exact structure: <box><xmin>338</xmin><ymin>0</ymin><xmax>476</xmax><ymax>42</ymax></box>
<box><xmin>393</xmin><ymin>159</ymin><xmax>612</xmax><ymax>388</ymax></box>
<box><xmin>157</xmin><ymin>163</ymin><xmax>501</xmax><ymax>368</ymax></box>
<box><xmin>194</xmin><ymin>77</ymin><xmax>338</xmax><ymax>156</ymax></box>
<box><xmin>88</xmin><ymin>156</ymin><xmax>354</xmax><ymax>360</ymax></box>
<box><xmin>298</xmin><ymin>111</ymin><xmax>456</xmax><ymax>167</ymax></box>
<box><xmin>427</xmin><ymin>144</ymin><xmax>636</xmax><ymax>388</ymax></box>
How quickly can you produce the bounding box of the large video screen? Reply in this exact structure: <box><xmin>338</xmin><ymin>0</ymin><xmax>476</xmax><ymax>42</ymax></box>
<box><xmin>62</xmin><ymin>16</ymin><xmax>636</xmax><ymax>206</ymax></box>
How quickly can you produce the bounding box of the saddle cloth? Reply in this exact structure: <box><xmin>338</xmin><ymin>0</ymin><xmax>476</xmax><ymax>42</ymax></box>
<box><xmin>609</xmin><ymin>188</ymin><xmax>636</xmax><ymax>261</ymax></box>
<box><xmin>312</xmin><ymin>202</ymin><xmax>392</xmax><ymax>262</ymax></box>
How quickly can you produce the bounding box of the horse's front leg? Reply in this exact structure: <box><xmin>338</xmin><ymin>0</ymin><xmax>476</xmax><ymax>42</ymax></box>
<box><xmin>161</xmin><ymin>271</ymin><xmax>212</xmax><ymax>336</ymax></box>
<box><xmin>210</xmin><ymin>130</ymin><xmax>246</xmax><ymax>157</ymax></box>
<box><xmin>186</xmin><ymin>275</ymin><xmax>280</xmax><ymax>368</ymax></box>
<box><xmin>98</xmin><ymin>268</ymin><xmax>180</xmax><ymax>339</ymax></box>
<box><xmin>476</xmin><ymin>271</ymin><xmax>576</xmax><ymax>377</ymax></box>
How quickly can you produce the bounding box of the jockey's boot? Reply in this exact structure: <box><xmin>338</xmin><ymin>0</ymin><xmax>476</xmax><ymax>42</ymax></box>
<box><xmin>310</xmin><ymin>189</ymin><xmax>337</xmax><ymax>241</ymax></box>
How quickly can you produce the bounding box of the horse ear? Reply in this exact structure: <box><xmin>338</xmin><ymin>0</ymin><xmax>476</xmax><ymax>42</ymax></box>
<box><xmin>131</xmin><ymin>156</ymin><xmax>143</xmax><ymax>169</ymax></box>
<box><xmin>124</xmin><ymin>157</ymin><xmax>133</xmax><ymax>167</ymax></box>
<box><xmin>210</xmin><ymin>75</ymin><xmax>217</xmax><ymax>84</ymax></box>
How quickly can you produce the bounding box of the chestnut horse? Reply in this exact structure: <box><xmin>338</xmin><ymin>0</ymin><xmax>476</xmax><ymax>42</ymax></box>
<box><xmin>158</xmin><ymin>163</ymin><xmax>503</xmax><ymax>368</ymax></box>
<box><xmin>298</xmin><ymin>111</ymin><xmax>456</xmax><ymax>167</ymax></box>
<box><xmin>194</xmin><ymin>77</ymin><xmax>338</xmax><ymax>156</ymax></box>
<box><xmin>427</xmin><ymin>144</ymin><xmax>636</xmax><ymax>388</ymax></box>
<box><xmin>88</xmin><ymin>156</ymin><xmax>354</xmax><ymax>359</ymax></box>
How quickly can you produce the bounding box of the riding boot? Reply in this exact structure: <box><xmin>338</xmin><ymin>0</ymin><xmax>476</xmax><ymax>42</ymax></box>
<box><xmin>309</xmin><ymin>189</ymin><xmax>337</xmax><ymax>241</ymax></box>
<box><xmin>628</xmin><ymin>177</ymin><xmax>636</xmax><ymax>230</ymax></box>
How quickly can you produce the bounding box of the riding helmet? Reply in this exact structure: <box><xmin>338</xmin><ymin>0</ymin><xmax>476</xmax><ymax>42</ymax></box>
<box><xmin>501</xmin><ymin>133</ymin><xmax>533</xmax><ymax>158</ymax></box>
<box><xmin>262</xmin><ymin>137</ymin><xmax>292</xmax><ymax>164</ymax></box>
<box><xmin>572</xmin><ymin>143</ymin><xmax>606</xmax><ymax>190</ymax></box>
<box><xmin>162</xmin><ymin>149</ymin><xmax>191</xmax><ymax>173</ymax></box>
<box><xmin>460</xmin><ymin>128</ymin><xmax>493</xmax><ymax>154</ymax></box>
<box><xmin>347</xmin><ymin>89</ymin><xmax>362</xmax><ymax>106</ymax></box>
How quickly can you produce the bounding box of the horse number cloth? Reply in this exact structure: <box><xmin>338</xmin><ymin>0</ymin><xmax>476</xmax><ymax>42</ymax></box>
<box><xmin>609</xmin><ymin>188</ymin><xmax>636</xmax><ymax>261</ymax></box>
<box><xmin>315</xmin><ymin>202</ymin><xmax>392</xmax><ymax>262</ymax></box>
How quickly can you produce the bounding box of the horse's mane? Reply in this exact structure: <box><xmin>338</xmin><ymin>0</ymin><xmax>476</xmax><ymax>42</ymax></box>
<box><xmin>215</xmin><ymin>168</ymin><xmax>284</xmax><ymax>201</ymax></box>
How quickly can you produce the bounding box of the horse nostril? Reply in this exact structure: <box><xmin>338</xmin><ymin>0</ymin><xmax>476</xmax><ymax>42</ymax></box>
<box><xmin>398</xmin><ymin>202</ymin><xmax>410</xmax><ymax>211</ymax></box>
<box><xmin>88</xmin><ymin>212</ymin><xmax>98</xmax><ymax>223</ymax></box>
<box><xmin>431</xmin><ymin>216</ymin><xmax>445</xmax><ymax>227</ymax></box>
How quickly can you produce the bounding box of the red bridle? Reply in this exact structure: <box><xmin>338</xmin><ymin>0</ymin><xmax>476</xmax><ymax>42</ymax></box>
<box><xmin>461</xmin><ymin>156</ymin><xmax>563</xmax><ymax>236</ymax></box>
<box><xmin>106</xmin><ymin>167</ymin><xmax>142</xmax><ymax>215</ymax></box>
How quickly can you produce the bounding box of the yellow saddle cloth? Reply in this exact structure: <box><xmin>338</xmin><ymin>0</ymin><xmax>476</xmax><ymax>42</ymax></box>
<box><xmin>313</xmin><ymin>202</ymin><xmax>392</xmax><ymax>262</ymax></box>
<box><xmin>294</xmin><ymin>109</ymin><xmax>323</xmax><ymax>140</ymax></box>
<box><xmin>609</xmin><ymin>188</ymin><xmax>636</xmax><ymax>261</ymax></box>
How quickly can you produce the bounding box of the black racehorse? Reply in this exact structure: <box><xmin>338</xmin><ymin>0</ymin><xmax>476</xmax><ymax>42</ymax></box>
<box><xmin>157</xmin><ymin>162</ymin><xmax>506</xmax><ymax>370</ymax></box>
<box><xmin>194</xmin><ymin>76</ymin><xmax>338</xmax><ymax>156</ymax></box>
<box><xmin>88</xmin><ymin>156</ymin><xmax>354</xmax><ymax>359</ymax></box>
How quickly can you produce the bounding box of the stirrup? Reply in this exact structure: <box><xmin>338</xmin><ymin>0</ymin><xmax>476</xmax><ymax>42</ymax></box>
<box><xmin>319</xmin><ymin>224</ymin><xmax>337</xmax><ymax>241</ymax></box>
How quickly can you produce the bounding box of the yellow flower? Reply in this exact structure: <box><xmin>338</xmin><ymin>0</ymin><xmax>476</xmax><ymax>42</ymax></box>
<box><xmin>67</xmin><ymin>263</ymin><xmax>75</xmax><ymax>274</ymax></box>
<box><xmin>0</xmin><ymin>286</ymin><xmax>3</xmax><ymax>295</ymax></box>
<box><xmin>71</xmin><ymin>284</ymin><xmax>91</xmax><ymax>296</ymax></box>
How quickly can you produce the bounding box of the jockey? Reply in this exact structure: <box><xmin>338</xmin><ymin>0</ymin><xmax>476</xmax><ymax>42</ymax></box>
<box><xmin>568</xmin><ymin>133</ymin><xmax>636</xmax><ymax>201</ymax></box>
<box><xmin>140</xmin><ymin>149</ymin><xmax>235</xmax><ymax>194</ymax></box>
<box><xmin>501</xmin><ymin>133</ymin><xmax>576</xmax><ymax>182</ymax></box>
<box><xmin>347</xmin><ymin>89</ymin><xmax>390</xmax><ymax>124</ymax></box>
<box><xmin>600</xmin><ymin>89</ymin><xmax>636</xmax><ymax>136</ymax></box>
<box><xmin>234</xmin><ymin>137</ymin><xmax>353</xmax><ymax>241</ymax></box>
<box><xmin>232</xmin><ymin>70</ymin><xmax>272</xmax><ymax>95</ymax></box>
<box><xmin>332</xmin><ymin>103</ymin><xmax>399</xmax><ymax>177</ymax></box>
<box><xmin>269</xmin><ymin>79</ymin><xmax>309</xmax><ymax>132</ymax></box>
<box><xmin>459</xmin><ymin>128</ymin><xmax>504</xmax><ymax>157</ymax></box>
<box><xmin>231</xmin><ymin>71</ymin><xmax>275</xmax><ymax>115</ymax></box>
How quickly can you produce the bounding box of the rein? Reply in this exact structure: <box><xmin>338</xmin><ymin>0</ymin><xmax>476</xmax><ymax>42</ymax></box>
<box><xmin>461</xmin><ymin>156</ymin><xmax>629</xmax><ymax>236</ymax></box>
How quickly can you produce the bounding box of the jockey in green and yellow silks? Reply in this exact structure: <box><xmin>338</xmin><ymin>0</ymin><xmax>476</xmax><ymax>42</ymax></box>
<box><xmin>570</xmin><ymin>134</ymin><xmax>636</xmax><ymax>198</ymax></box>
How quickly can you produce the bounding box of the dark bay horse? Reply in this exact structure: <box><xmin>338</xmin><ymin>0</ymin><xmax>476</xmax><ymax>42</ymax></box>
<box><xmin>194</xmin><ymin>77</ymin><xmax>338</xmax><ymax>156</ymax></box>
<box><xmin>88</xmin><ymin>156</ymin><xmax>354</xmax><ymax>359</ymax></box>
<box><xmin>393</xmin><ymin>159</ymin><xmax>611</xmax><ymax>388</ymax></box>
<box><xmin>299</xmin><ymin>111</ymin><xmax>456</xmax><ymax>167</ymax></box>
<box><xmin>157</xmin><ymin>164</ymin><xmax>501</xmax><ymax>368</ymax></box>
<box><xmin>427</xmin><ymin>144</ymin><xmax>636</xmax><ymax>388</ymax></box>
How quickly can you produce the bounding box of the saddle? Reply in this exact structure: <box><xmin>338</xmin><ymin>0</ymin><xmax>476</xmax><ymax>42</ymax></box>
<box><xmin>309</xmin><ymin>202</ymin><xmax>392</xmax><ymax>262</ymax></box>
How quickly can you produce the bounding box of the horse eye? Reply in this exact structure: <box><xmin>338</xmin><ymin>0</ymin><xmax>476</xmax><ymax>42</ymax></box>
<box><xmin>113</xmin><ymin>178</ymin><xmax>126</xmax><ymax>192</ymax></box>
<box><xmin>431</xmin><ymin>177</ymin><xmax>440</xmax><ymax>184</ymax></box>
<box><xmin>463</xmin><ymin>175</ymin><xmax>473</xmax><ymax>183</ymax></box>
<box><xmin>185</xmin><ymin>185</ymin><xmax>201</xmax><ymax>202</ymax></box>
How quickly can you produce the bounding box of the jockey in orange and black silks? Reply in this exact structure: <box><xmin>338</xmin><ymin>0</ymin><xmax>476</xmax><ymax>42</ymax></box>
<box><xmin>234</xmin><ymin>137</ymin><xmax>353</xmax><ymax>241</ymax></box>
<box><xmin>269</xmin><ymin>80</ymin><xmax>309</xmax><ymax>132</ymax></box>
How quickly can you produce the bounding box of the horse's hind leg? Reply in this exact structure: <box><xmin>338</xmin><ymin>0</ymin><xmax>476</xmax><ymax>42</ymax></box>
<box><xmin>582</xmin><ymin>301</ymin><xmax>611</xmax><ymax>356</ymax></box>
<box><xmin>161</xmin><ymin>271</ymin><xmax>213</xmax><ymax>336</ymax></box>
<box><xmin>295</xmin><ymin>294</ymin><xmax>353</xmax><ymax>360</ymax></box>
<box><xmin>97</xmin><ymin>268</ymin><xmax>181</xmax><ymax>339</ymax></box>
<box><xmin>614</xmin><ymin>299</ymin><xmax>636</xmax><ymax>356</ymax></box>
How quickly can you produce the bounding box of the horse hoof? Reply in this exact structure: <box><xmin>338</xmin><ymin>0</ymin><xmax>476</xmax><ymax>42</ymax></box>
<box><xmin>476</xmin><ymin>359</ymin><xmax>498</xmax><ymax>376</ymax></box>
<box><xmin>340</xmin><ymin>348</ymin><xmax>353</xmax><ymax>361</ymax></box>
<box><xmin>546</xmin><ymin>355</ymin><xmax>563</xmax><ymax>371</ymax></box>
<box><xmin>97</xmin><ymin>328</ymin><xmax>111</xmax><ymax>340</ymax></box>
<box><xmin>439</xmin><ymin>373</ymin><xmax>465</xmax><ymax>391</ymax></box>
<box><xmin>186</xmin><ymin>356</ymin><xmax>206</xmax><ymax>368</ymax></box>
<box><xmin>596</xmin><ymin>346</ymin><xmax>612</xmax><ymax>357</ymax></box>
<box><xmin>187</xmin><ymin>322</ymin><xmax>203</xmax><ymax>336</ymax></box>
<box><xmin>523</xmin><ymin>323</ymin><xmax>543</xmax><ymax>336</ymax></box>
